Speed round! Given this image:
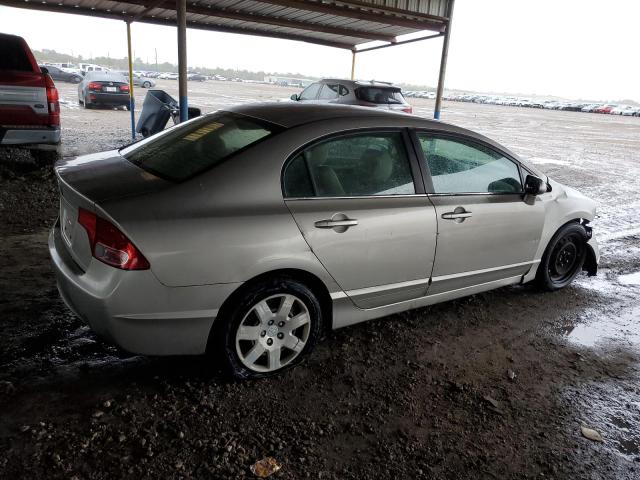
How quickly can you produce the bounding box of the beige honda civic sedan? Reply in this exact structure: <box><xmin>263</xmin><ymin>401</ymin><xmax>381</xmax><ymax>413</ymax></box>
<box><xmin>49</xmin><ymin>103</ymin><xmax>599</xmax><ymax>379</ymax></box>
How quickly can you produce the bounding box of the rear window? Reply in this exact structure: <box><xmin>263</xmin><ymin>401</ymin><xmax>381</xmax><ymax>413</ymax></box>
<box><xmin>355</xmin><ymin>87</ymin><xmax>405</xmax><ymax>105</ymax></box>
<box><xmin>122</xmin><ymin>112</ymin><xmax>280</xmax><ymax>182</ymax></box>
<box><xmin>0</xmin><ymin>36</ymin><xmax>34</xmax><ymax>71</ymax></box>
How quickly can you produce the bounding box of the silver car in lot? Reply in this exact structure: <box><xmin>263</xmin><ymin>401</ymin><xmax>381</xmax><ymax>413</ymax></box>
<box><xmin>49</xmin><ymin>104</ymin><xmax>599</xmax><ymax>379</ymax></box>
<box><xmin>291</xmin><ymin>79</ymin><xmax>413</xmax><ymax>113</ymax></box>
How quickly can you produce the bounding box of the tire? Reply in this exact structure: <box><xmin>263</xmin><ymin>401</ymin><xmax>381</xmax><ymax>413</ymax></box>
<box><xmin>71</xmin><ymin>76</ymin><xmax>82</xmax><ymax>84</ymax></box>
<box><xmin>83</xmin><ymin>96</ymin><xmax>92</xmax><ymax>109</ymax></box>
<box><xmin>142</xmin><ymin>81</ymin><xmax>151</xmax><ymax>88</ymax></box>
<box><xmin>214</xmin><ymin>276</ymin><xmax>323</xmax><ymax>380</ymax></box>
<box><xmin>31</xmin><ymin>149</ymin><xmax>59</xmax><ymax>167</ymax></box>
<box><xmin>536</xmin><ymin>223</ymin><xmax>588</xmax><ymax>291</ymax></box>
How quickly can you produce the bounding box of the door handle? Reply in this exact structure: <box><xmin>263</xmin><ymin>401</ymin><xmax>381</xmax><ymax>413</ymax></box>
<box><xmin>315</xmin><ymin>219</ymin><xmax>359</xmax><ymax>228</ymax></box>
<box><xmin>441</xmin><ymin>212</ymin><xmax>472</xmax><ymax>220</ymax></box>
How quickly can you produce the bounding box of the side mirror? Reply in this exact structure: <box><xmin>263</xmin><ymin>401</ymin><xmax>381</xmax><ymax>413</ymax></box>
<box><xmin>524</xmin><ymin>174</ymin><xmax>546</xmax><ymax>195</ymax></box>
<box><xmin>290</xmin><ymin>94</ymin><xmax>299</xmax><ymax>101</ymax></box>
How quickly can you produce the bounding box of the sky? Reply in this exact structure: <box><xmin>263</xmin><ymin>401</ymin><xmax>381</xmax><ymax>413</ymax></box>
<box><xmin>1</xmin><ymin>0</ymin><xmax>638</xmax><ymax>101</ymax></box>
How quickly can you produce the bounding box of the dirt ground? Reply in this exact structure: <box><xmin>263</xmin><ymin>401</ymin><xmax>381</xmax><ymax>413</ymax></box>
<box><xmin>1</xmin><ymin>80</ymin><xmax>639</xmax><ymax>480</ymax></box>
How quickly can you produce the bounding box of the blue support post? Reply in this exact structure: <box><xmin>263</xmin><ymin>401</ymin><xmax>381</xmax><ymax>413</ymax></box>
<box><xmin>126</xmin><ymin>21</ymin><xmax>135</xmax><ymax>140</ymax></box>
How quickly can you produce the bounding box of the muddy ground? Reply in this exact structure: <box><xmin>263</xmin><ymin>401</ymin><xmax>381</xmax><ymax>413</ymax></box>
<box><xmin>1</xmin><ymin>81</ymin><xmax>639</xmax><ymax>479</ymax></box>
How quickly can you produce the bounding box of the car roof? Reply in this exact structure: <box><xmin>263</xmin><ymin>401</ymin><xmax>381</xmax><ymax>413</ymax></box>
<box><xmin>223</xmin><ymin>102</ymin><xmax>544</xmax><ymax>177</ymax></box>
<box><xmin>318</xmin><ymin>78</ymin><xmax>400</xmax><ymax>89</ymax></box>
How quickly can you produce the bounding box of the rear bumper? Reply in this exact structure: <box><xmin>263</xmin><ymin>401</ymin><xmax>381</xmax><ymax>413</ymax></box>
<box><xmin>88</xmin><ymin>92</ymin><xmax>129</xmax><ymax>106</ymax></box>
<box><xmin>48</xmin><ymin>220</ymin><xmax>240</xmax><ymax>355</ymax></box>
<box><xmin>0</xmin><ymin>126</ymin><xmax>60</xmax><ymax>147</ymax></box>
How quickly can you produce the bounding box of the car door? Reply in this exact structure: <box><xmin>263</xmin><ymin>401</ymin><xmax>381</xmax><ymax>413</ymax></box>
<box><xmin>413</xmin><ymin>132</ymin><xmax>546</xmax><ymax>294</ymax></box>
<box><xmin>283</xmin><ymin>130</ymin><xmax>438</xmax><ymax>309</ymax></box>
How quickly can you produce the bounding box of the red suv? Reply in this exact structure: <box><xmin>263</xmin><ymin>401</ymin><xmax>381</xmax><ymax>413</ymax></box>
<box><xmin>0</xmin><ymin>33</ymin><xmax>60</xmax><ymax>164</ymax></box>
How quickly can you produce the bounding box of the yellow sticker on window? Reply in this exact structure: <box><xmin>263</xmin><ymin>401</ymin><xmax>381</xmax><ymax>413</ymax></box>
<box><xmin>182</xmin><ymin>122</ymin><xmax>224</xmax><ymax>141</ymax></box>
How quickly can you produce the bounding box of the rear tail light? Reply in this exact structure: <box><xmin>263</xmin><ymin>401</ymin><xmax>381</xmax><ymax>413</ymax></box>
<box><xmin>402</xmin><ymin>106</ymin><xmax>413</xmax><ymax>114</ymax></box>
<box><xmin>88</xmin><ymin>82</ymin><xmax>102</xmax><ymax>91</ymax></box>
<box><xmin>44</xmin><ymin>74</ymin><xmax>60</xmax><ymax>126</ymax></box>
<box><xmin>119</xmin><ymin>84</ymin><xmax>130</xmax><ymax>92</ymax></box>
<box><xmin>77</xmin><ymin>208</ymin><xmax>150</xmax><ymax>270</ymax></box>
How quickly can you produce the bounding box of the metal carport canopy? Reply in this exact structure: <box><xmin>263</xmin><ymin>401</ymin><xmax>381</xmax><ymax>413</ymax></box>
<box><xmin>1</xmin><ymin>0</ymin><xmax>454</xmax><ymax>129</ymax></box>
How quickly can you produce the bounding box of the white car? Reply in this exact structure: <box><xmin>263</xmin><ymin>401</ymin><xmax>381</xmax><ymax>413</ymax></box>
<box><xmin>158</xmin><ymin>73</ymin><xmax>179</xmax><ymax>80</ymax></box>
<box><xmin>611</xmin><ymin>105</ymin><xmax>636</xmax><ymax>115</ymax></box>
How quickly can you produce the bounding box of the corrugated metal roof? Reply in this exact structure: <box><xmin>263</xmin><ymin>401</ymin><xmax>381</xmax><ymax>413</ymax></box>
<box><xmin>0</xmin><ymin>0</ymin><xmax>451</xmax><ymax>49</ymax></box>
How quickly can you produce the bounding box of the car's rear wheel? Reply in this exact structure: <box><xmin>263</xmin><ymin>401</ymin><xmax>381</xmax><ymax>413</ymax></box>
<box><xmin>83</xmin><ymin>96</ymin><xmax>92</xmax><ymax>109</ymax></box>
<box><xmin>71</xmin><ymin>76</ymin><xmax>82</xmax><ymax>84</ymax></box>
<box><xmin>142</xmin><ymin>81</ymin><xmax>151</xmax><ymax>88</ymax></box>
<box><xmin>215</xmin><ymin>277</ymin><xmax>323</xmax><ymax>379</ymax></box>
<box><xmin>536</xmin><ymin>223</ymin><xmax>587</xmax><ymax>291</ymax></box>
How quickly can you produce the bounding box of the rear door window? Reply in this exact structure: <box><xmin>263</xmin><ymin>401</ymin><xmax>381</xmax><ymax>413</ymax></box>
<box><xmin>283</xmin><ymin>132</ymin><xmax>415</xmax><ymax>197</ymax></box>
<box><xmin>0</xmin><ymin>36</ymin><xmax>34</xmax><ymax>71</ymax></box>
<box><xmin>318</xmin><ymin>84</ymin><xmax>340</xmax><ymax>100</ymax></box>
<box><xmin>122</xmin><ymin>113</ymin><xmax>280</xmax><ymax>182</ymax></box>
<box><xmin>355</xmin><ymin>87</ymin><xmax>405</xmax><ymax>105</ymax></box>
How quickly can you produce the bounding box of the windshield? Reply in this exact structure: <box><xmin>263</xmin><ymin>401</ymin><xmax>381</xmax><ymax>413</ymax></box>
<box><xmin>122</xmin><ymin>112</ymin><xmax>280</xmax><ymax>182</ymax></box>
<box><xmin>355</xmin><ymin>87</ymin><xmax>406</xmax><ymax>105</ymax></box>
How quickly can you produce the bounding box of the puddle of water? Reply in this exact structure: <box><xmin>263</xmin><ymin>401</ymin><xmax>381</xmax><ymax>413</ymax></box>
<box><xmin>555</xmin><ymin>307</ymin><xmax>640</xmax><ymax>349</ymax></box>
<box><xmin>619</xmin><ymin>272</ymin><xmax>640</xmax><ymax>286</ymax></box>
<box><xmin>529</xmin><ymin>156</ymin><xmax>570</xmax><ymax>166</ymax></box>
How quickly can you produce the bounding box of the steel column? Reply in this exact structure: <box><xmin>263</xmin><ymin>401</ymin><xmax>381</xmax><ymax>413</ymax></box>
<box><xmin>176</xmin><ymin>0</ymin><xmax>188</xmax><ymax>122</ymax></box>
<box><xmin>126</xmin><ymin>21</ymin><xmax>135</xmax><ymax>140</ymax></box>
<box><xmin>434</xmin><ymin>0</ymin><xmax>455</xmax><ymax>120</ymax></box>
<box><xmin>350</xmin><ymin>51</ymin><xmax>356</xmax><ymax>80</ymax></box>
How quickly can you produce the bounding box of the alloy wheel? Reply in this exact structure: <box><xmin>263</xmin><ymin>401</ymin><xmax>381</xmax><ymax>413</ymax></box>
<box><xmin>235</xmin><ymin>294</ymin><xmax>311</xmax><ymax>372</ymax></box>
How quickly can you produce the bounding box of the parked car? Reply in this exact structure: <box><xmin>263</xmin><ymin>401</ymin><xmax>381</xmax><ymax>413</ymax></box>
<box><xmin>187</xmin><ymin>73</ymin><xmax>207</xmax><ymax>81</ymax></box>
<box><xmin>292</xmin><ymin>79</ymin><xmax>412</xmax><ymax>113</ymax></box>
<box><xmin>39</xmin><ymin>64</ymin><xmax>82</xmax><ymax>84</ymax></box>
<box><xmin>113</xmin><ymin>71</ymin><xmax>156</xmax><ymax>88</ymax></box>
<box><xmin>581</xmin><ymin>104</ymin><xmax>601</xmax><ymax>113</ymax></box>
<box><xmin>49</xmin><ymin>103</ymin><xmax>599</xmax><ymax>379</ymax></box>
<box><xmin>0</xmin><ymin>33</ymin><xmax>60</xmax><ymax>164</ymax></box>
<box><xmin>77</xmin><ymin>71</ymin><xmax>130</xmax><ymax>109</ymax></box>
<box><xmin>79</xmin><ymin>63</ymin><xmax>110</xmax><ymax>74</ymax></box>
<box><xmin>159</xmin><ymin>72</ymin><xmax>179</xmax><ymax>80</ymax></box>
<box><xmin>594</xmin><ymin>104</ymin><xmax>616</xmax><ymax>114</ymax></box>
<box><xmin>611</xmin><ymin>105</ymin><xmax>636</xmax><ymax>115</ymax></box>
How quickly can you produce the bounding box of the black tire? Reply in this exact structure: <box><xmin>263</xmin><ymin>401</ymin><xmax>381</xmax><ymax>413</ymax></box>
<box><xmin>83</xmin><ymin>96</ymin><xmax>92</xmax><ymax>109</ymax></box>
<box><xmin>536</xmin><ymin>223</ymin><xmax>587</xmax><ymax>291</ymax></box>
<box><xmin>71</xmin><ymin>76</ymin><xmax>82</xmax><ymax>84</ymax></box>
<box><xmin>213</xmin><ymin>276</ymin><xmax>323</xmax><ymax>380</ymax></box>
<box><xmin>142</xmin><ymin>81</ymin><xmax>151</xmax><ymax>88</ymax></box>
<box><xmin>31</xmin><ymin>149</ymin><xmax>59</xmax><ymax>167</ymax></box>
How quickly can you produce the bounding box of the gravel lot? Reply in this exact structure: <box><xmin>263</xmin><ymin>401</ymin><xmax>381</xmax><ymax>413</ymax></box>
<box><xmin>1</xmin><ymin>80</ymin><xmax>639</xmax><ymax>479</ymax></box>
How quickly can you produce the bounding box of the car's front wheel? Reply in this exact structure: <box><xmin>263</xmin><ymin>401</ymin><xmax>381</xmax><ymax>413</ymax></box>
<box><xmin>536</xmin><ymin>223</ymin><xmax>587</xmax><ymax>291</ymax></box>
<box><xmin>215</xmin><ymin>277</ymin><xmax>323</xmax><ymax>379</ymax></box>
<box><xmin>142</xmin><ymin>81</ymin><xmax>151</xmax><ymax>88</ymax></box>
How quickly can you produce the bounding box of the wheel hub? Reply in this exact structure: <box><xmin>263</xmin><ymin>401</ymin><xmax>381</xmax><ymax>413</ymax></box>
<box><xmin>266</xmin><ymin>325</ymin><xmax>279</xmax><ymax>337</ymax></box>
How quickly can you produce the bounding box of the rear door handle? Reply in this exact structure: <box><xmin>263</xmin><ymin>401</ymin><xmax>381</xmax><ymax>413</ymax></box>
<box><xmin>315</xmin><ymin>219</ymin><xmax>359</xmax><ymax>228</ymax></box>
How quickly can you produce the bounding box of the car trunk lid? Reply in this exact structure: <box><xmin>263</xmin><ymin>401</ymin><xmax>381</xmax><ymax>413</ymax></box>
<box><xmin>55</xmin><ymin>151</ymin><xmax>171</xmax><ymax>271</ymax></box>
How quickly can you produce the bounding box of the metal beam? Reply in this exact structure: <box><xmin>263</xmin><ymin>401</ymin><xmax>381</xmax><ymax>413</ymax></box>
<box><xmin>118</xmin><ymin>0</ymin><xmax>397</xmax><ymax>43</ymax></box>
<box><xmin>0</xmin><ymin>1</ymin><xmax>356</xmax><ymax>50</ymax></box>
<box><xmin>256</xmin><ymin>0</ymin><xmax>446</xmax><ymax>31</ymax></box>
<box><xmin>434</xmin><ymin>0</ymin><xmax>455</xmax><ymax>119</ymax></box>
<box><xmin>130</xmin><ymin>0</ymin><xmax>168</xmax><ymax>23</ymax></box>
<box><xmin>126</xmin><ymin>21</ymin><xmax>136</xmax><ymax>140</ymax></box>
<box><xmin>335</xmin><ymin>0</ymin><xmax>449</xmax><ymax>23</ymax></box>
<box><xmin>354</xmin><ymin>32</ymin><xmax>443</xmax><ymax>53</ymax></box>
<box><xmin>350</xmin><ymin>50</ymin><xmax>356</xmax><ymax>80</ymax></box>
<box><xmin>140</xmin><ymin>16</ymin><xmax>356</xmax><ymax>50</ymax></box>
<box><xmin>176</xmin><ymin>0</ymin><xmax>188</xmax><ymax>122</ymax></box>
